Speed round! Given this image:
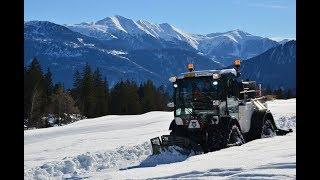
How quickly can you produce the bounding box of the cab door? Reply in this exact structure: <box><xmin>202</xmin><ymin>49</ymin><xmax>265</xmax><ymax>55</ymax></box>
<box><xmin>226</xmin><ymin>79</ymin><xmax>240</xmax><ymax>120</ymax></box>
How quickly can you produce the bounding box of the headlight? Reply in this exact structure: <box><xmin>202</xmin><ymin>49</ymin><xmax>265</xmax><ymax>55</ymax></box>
<box><xmin>212</xmin><ymin>100</ymin><xmax>221</xmax><ymax>106</ymax></box>
<box><xmin>212</xmin><ymin>73</ymin><xmax>220</xmax><ymax>79</ymax></box>
<box><xmin>175</xmin><ymin>117</ymin><xmax>184</xmax><ymax>125</ymax></box>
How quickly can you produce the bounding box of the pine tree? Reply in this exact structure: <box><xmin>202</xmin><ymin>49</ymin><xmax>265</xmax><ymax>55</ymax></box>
<box><xmin>274</xmin><ymin>88</ymin><xmax>284</xmax><ymax>99</ymax></box>
<box><xmin>286</xmin><ymin>89</ymin><xmax>293</xmax><ymax>99</ymax></box>
<box><xmin>155</xmin><ymin>85</ymin><xmax>168</xmax><ymax>111</ymax></box>
<box><xmin>24</xmin><ymin>58</ymin><xmax>46</xmax><ymax>128</ymax></box>
<box><xmin>43</xmin><ymin>68</ymin><xmax>54</xmax><ymax>113</ymax></box>
<box><xmin>24</xmin><ymin>66</ymin><xmax>28</xmax><ymax>119</ymax></box>
<box><xmin>110</xmin><ymin>80</ymin><xmax>141</xmax><ymax>114</ymax></box>
<box><xmin>126</xmin><ymin>81</ymin><xmax>141</xmax><ymax>114</ymax></box>
<box><xmin>264</xmin><ymin>85</ymin><xmax>272</xmax><ymax>96</ymax></box>
<box><xmin>50</xmin><ymin>85</ymin><xmax>79</xmax><ymax>125</ymax></box>
<box><xmin>80</xmin><ymin>63</ymin><xmax>95</xmax><ymax>117</ymax></box>
<box><xmin>139</xmin><ymin>80</ymin><xmax>157</xmax><ymax>113</ymax></box>
<box><xmin>71</xmin><ymin>70</ymin><xmax>82</xmax><ymax>109</ymax></box>
<box><xmin>93</xmin><ymin>68</ymin><xmax>108</xmax><ymax>116</ymax></box>
<box><xmin>103</xmin><ymin>77</ymin><xmax>110</xmax><ymax>114</ymax></box>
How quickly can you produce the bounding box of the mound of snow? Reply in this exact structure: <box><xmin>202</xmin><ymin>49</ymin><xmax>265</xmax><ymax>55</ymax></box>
<box><xmin>25</xmin><ymin>142</ymin><xmax>152</xmax><ymax>179</ymax></box>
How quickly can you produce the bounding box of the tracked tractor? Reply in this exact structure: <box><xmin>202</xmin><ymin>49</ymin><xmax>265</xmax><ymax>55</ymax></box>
<box><xmin>150</xmin><ymin>60</ymin><xmax>292</xmax><ymax>155</ymax></box>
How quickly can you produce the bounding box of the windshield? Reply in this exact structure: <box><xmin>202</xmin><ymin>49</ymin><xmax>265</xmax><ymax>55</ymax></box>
<box><xmin>174</xmin><ymin>76</ymin><xmax>222</xmax><ymax>116</ymax></box>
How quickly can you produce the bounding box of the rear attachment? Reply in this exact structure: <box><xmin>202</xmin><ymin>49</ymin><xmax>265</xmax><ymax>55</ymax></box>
<box><xmin>150</xmin><ymin>135</ymin><xmax>203</xmax><ymax>155</ymax></box>
<box><xmin>275</xmin><ymin>128</ymin><xmax>293</xmax><ymax>136</ymax></box>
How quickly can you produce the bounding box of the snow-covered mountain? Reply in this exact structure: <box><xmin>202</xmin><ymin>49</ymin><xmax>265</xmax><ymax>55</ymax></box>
<box><xmin>67</xmin><ymin>15</ymin><xmax>195</xmax><ymax>51</ymax></box>
<box><xmin>25</xmin><ymin>17</ymin><xmax>294</xmax><ymax>89</ymax></box>
<box><xmin>278</xmin><ymin>39</ymin><xmax>294</xmax><ymax>45</ymax></box>
<box><xmin>67</xmin><ymin>15</ymin><xmax>279</xmax><ymax>66</ymax></box>
<box><xmin>24</xmin><ymin>21</ymin><xmax>222</xmax><ymax>88</ymax></box>
<box><xmin>198</xmin><ymin>30</ymin><xmax>279</xmax><ymax>65</ymax></box>
<box><xmin>240</xmin><ymin>40</ymin><xmax>296</xmax><ymax>90</ymax></box>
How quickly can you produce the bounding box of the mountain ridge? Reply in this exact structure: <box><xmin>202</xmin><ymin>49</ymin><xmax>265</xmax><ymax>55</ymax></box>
<box><xmin>24</xmin><ymin>18</ymin><xmax>294</xmax><ymax>90</ymax></box>
<box><xmin>240</xmin><ymin>40</ymin><xmax>296</xmax><ymax>90</ymax></box>
<box><xmin>65</xmin><ymin>15</ymin><xmax>279</xmax><ymax>65</ymax></box>
<box><xmin>24</xmin><ymin>20</ymin><xmax>222</xmax><ymax>88</ymax></box>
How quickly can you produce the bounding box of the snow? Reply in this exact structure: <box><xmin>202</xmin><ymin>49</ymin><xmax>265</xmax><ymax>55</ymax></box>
<box><xmin>107</xmin><ymin>50</ymin><xmax>128</xmax><ymax>56</ymax></box>
<box><xmin>77</xmin><ymin>38</ymin><xmax>95</xmax><ymax>47</ymax></box>
<box><xmin>109</xmin><ymin>16</ymin><xmax>128</xmax><ymax>33</ymax></box>
<box><xmin>24</xmin><ymin>99</ymin><xmax>296</xmax><ymax>179</ymax></box>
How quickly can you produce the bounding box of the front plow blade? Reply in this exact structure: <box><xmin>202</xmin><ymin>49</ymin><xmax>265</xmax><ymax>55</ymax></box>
<box><xmin>150</xmin><ymin>135</ymin><xmax>202</xmax><ymax>155</ymax></box>
<box><xmin>150</xmin><ymin>137</ymin><xmax>162</xmax><ymax>155</ymax></box>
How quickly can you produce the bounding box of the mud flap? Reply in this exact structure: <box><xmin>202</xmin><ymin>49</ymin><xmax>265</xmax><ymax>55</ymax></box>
<box><xmin>275</xmin><ymin>128</ymin><xmax>293</xmax><ymax>136</ymax></box>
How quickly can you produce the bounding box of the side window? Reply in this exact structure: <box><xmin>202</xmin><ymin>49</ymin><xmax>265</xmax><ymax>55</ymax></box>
<box><xmin>231</xmin><ymin>80</ymin><xmax>240</xmax><ymax>98</ymax></box>
<box><xmin>238</xmin><ymin>82</ymin><xmax>244</xmax><ymax>100</ymax></box>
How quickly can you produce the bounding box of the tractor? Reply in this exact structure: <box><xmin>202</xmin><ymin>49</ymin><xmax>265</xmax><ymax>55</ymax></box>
<box><xmin>150</xmin><ymin>60</ymin><xmax>292</xmax><ymax>155</ymax></box>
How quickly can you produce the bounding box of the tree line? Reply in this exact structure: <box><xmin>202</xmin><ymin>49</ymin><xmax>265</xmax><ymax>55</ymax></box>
<box><xmin>24</xmin><ymin>58</ymin><xmax>170</xmax><ymax>129</ymax></box>
<box><xmin>263</xmin><ymin>85</ymin><xmax>295</xmax><ymax>99</ymax></box>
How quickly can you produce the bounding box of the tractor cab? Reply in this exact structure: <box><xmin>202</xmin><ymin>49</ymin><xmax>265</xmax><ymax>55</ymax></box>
<box><xmin>169</xmin><ymin>61</ymin><xmax>257</xmax><ymax>120</ymax></box>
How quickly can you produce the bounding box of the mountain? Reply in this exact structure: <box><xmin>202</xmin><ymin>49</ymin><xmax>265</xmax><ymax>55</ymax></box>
<box><xmin>197</xmin><ymin>30</ymin><xmax>279</xmax><ymax>65</ymax></box>
<box><xmin>24</xmin><ymin>21</ymin><xmax>222</xmax><ymax>88</ymax></box>
<box><xmin>67</xmin><ymin>15</ymin><xmax>279</xmax><ymax>66</ymax></box>
<box><xmin>278</xmin><ymin>39</ymin><xmax>293</xmax><ymax>45</ymax></box>
<box><xmin>240</xmin><ymin>40</ymin><xmax>296</xmax><ymax>90</ymax></box>
<box><xmin>67</xmin><ymin>15</ymin><xmax>195</xmax><ymax>51</ymax></box>
<box><xmin>24</xmin><ymin>17</ymin><xmax>291</xmax><ymax>89</ymax></box>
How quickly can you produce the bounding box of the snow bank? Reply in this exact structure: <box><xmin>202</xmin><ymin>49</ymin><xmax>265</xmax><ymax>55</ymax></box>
<box><xmin>25</xmin><ymin>142</ymin><xmax>152</xmax><ymax>179</ymax></box>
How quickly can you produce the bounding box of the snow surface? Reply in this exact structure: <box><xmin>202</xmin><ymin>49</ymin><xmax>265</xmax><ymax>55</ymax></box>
<box><xmin>24</xmin><ymin>98</ymin><xmax>296</xmax><ymax>179</ymax></box>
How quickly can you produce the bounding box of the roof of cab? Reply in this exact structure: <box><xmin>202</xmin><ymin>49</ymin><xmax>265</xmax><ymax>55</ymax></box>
<box><xmin>177</xmin><ymin>68</ymin><xmax>237</xmax><ymax>79</ymax></box>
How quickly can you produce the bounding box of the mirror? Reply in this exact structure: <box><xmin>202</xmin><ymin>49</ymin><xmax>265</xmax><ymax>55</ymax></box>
<box><xmin>169</xmin><ymin>76</ymin><xmax>177</xmax><ymax>82</ymax></box>
<box><xmin>167</xmin><ymin>102</ymin><xmax>174</xmax><ymax>108</ymax></box>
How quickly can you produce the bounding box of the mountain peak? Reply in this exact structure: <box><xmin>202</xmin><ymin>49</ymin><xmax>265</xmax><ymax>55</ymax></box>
<box><xmin>228</xmin><ymin>29</ymin><xmax>252</xmax><ymax>36</ymax></box>
<box><xmin>96</xmin><ymin>15</ymin><xmax>132</xmax><ymax>24</ymax></box>
<box><xmin>159</xmin><ymin>23</ymin><xmax>173</xmax><ymax>28</ymax></box>
<box><xmin>113</xmin><ymin>15</ymin><xmax>127</xmax><ymax>19</ymax></box>
<box><xmin>25</xmin><ymin>20</ymin><xmax>55</xmax><ymax>26</ymax></box>
<box><xmin>25</xmin><ymin>21</ymin><xmax>69</xmax><ymax>32</ymax></box>
<box><xmin>206</xmin><ymin>29</ymin><xmax>251</xmax><ymax>39</ymax></box>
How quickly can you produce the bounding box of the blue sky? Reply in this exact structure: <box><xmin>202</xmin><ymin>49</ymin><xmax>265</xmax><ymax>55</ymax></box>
<box><xmin>24</xmin><ymin>0</ymin><xmax>295</xmax><ymax>40</ymax></box>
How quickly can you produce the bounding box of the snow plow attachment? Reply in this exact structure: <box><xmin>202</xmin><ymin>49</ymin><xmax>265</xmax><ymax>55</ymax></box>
<box><xmin>150</xmin><ymin>135</ymin><xmax>202</xmax><ymax>155</ymax></box>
